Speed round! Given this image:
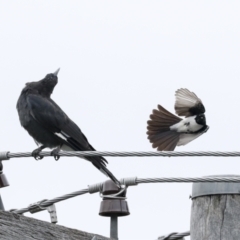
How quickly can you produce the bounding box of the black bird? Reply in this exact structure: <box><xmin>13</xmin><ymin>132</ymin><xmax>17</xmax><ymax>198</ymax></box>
<box><xmin>17</xmin><ymin>69</ymin><xmax>120</xmax><ymax>187</ymax></box>
<box><xmin>147</xmin><ymin>88</ymin><xmax>209</xmax><ymax>151</ymax></box>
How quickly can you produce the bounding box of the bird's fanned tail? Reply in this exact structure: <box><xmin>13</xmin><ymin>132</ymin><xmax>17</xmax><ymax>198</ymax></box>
<box><xmin>147</xmin><ymin>105</ymin><xmax>181</xmax><ymax>151</ymax></box>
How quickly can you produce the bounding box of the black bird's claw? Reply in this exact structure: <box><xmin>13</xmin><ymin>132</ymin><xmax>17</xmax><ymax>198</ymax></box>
<box><xmin>51</xmin><ymin>148</ymin><xmax>60</xmax><ymax>161</ymax></box>
<box><xmin>32</xmin><ymin>150</ymin><xmax>44</xmax><ymax>160</ymax></box>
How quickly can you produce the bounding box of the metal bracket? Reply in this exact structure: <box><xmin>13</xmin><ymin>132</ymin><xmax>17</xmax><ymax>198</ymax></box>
<box><xmin>47</xmin><ymin>204</ymin><xmax>58</xmax><ymax>224</ymax></box>
<box><xmin>28</xmin><ymin>199</ymin><xmax>58</xmax><ymax>224</ymax></box>
<box><xmin>192</xmin><ymin>174</ymin><xmax>240</xmax><ymax>199</ymax></box>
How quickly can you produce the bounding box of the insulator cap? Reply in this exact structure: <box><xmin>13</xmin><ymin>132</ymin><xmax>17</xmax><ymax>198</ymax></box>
<box><xmin>99</xmin><ymin>199</ymin><xmax>130</xmax><ymax>217</ymax></box>
<box><xmin>102</xmin><ymin>180</ymin><xmax>120</xmax><ymax>195</ymax></box>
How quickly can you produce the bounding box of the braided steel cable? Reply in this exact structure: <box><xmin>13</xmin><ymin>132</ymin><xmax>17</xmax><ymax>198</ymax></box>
<box><xmin>158</xmin><ymin>231</ymin><xmax>190</xmax><ymax>240</ymax></box>
<box><xmin>136</xmin><ymin>176</ymin><xmax>240</xmax><ymax>184</ymax></box>
<box><xmin>1</xmin><ymin>151</ymin><xmax>240</xmax><ymax>161</ymax></box>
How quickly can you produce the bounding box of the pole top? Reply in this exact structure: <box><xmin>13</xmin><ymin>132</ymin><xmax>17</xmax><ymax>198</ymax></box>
<box><xmin>192</xmin><ymin>175</ymin><xmax>240</xmax><ymax>199</ymax></box>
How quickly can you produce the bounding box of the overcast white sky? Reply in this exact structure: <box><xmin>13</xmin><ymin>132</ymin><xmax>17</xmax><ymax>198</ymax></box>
<box><xmin>1</xmin><ymin>1</ymin><xmax>240</xmax><ymax>239</ymax></box>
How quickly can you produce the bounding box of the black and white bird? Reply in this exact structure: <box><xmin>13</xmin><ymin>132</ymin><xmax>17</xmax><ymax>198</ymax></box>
<box><xmin>147</xmin><ymin>88</ymin><xmax>209</xmax><ymax>151</ymax></box>
<box><xmin>17</xmin><ymin>69</ymin><xmax>120</xmax><ymax>187</ymax></box>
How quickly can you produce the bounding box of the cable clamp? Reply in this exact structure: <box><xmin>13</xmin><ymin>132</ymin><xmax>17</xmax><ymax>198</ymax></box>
<box><xmin>0</xmin><ymin>152</ymin><xmax>9</xmax><ymax>161</ymax></box>
<box><xmin>100</xmin><ymin>186</ymin><xmax>128</xmax><ymax>200</ymax></box>
<box><xmin>88</xmin><ymin>182</ymin><xmax>103</xmax><ymax>194</ymax></box>
<box><xmin>120</xmin><ymin>177</ymin><xmax>138</xmax><ymax>186</ymax></box>
<box><xmin>28</xmin><ymin>199</ymin><xmax>58</xmax><ymax>224</ymax></box>
<box><xmin>158</xmin><ymin>232</ymin><xmax>185</xmax><ymax>240</ymax></box>
<box><xmin>8</xmin><ymin>208</ymin><xmax>24</xmax><ymax>215</ymax></box>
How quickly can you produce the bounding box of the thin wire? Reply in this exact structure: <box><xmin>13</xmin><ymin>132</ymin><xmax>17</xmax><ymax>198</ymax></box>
<box><xmin>12</xmin><ymin>189</ymin><xmax>89</xmax><ymax>214</ymax></box>
<box><xmin>3</xmin><ymin>151</ymin><xmax>240</xmax><ymax>160</ymax></box>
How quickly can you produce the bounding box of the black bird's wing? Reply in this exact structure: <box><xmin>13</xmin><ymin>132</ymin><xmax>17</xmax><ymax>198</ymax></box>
<box><xmin>177</xmin><ymin>125</ymin><xmax>209</xmax><ymax>146</ymax></box>
<box><xmin>174</xmin><ymin>88</ymin><xmax>205</xmax><ymax>117</ymax></box>
<box><xmin>27</xmin><ymin>94</ymin><xmax>120</xmax><ymax>186</ymax></box>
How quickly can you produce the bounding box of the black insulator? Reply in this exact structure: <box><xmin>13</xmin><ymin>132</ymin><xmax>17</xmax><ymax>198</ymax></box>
<box><xmin>0</xmin><ymin>173</ymin><xmax>9</xmax><ymax>188</ymax></box>
<box><xmin>99</xmin><ymin>180</ymin><xmax>130</xmax><ymax>217</ymax></box>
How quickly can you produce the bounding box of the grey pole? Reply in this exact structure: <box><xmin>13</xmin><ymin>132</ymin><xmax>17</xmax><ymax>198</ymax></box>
<box><xmin>110</xmin><ymin>216</ymin><xmax>118</xmax><ymax>240</ymax></box>
<box><xmin>0</xmin><ymin>194</ymin><xmax>5</xmax><ymax>210</ymax></box>
<box><xmin>191</xmin><ymin>175</ymin><xmax>240</xmax><ymax>240</ymax></box>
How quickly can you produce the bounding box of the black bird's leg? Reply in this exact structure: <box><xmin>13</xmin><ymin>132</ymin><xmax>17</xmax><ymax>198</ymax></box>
<box><xmin>51</xmin><ymin>145</ymin><xmax>62</xmax><ymax>161</ymax></box>
<box><xmin>32</xmin><ymin>145</ymin><xmax>46</xmax><ymax>160</ymax></box>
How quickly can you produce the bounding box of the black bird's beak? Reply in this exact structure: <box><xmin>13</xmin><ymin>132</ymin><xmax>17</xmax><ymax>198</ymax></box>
<box><xmin>53</xmin><ymin>68</ymin><xmax>60</xmax><ymax>76</ymax></box>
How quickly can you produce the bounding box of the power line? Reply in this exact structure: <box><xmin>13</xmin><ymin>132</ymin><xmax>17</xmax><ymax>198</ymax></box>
<box><xmin>9</xmin><ymin>176</ymin><xmax>240</xmax><ymax>215</ymax></box>
<box><xmin>1</xmin><ymin>151</ymin><xmax>240</xmax><ymax>161</ymax></box>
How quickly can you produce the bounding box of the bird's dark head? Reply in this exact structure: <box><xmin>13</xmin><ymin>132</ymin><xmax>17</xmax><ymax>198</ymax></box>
<box><xmin>25</xmin><ymin>68</ymin><xmax>60</xmax><ymax>98</ymax></box>
<box><xmin>195</xmin><ymin>114</ymin><xmax>206</xmax><ymax>125</ymax></box>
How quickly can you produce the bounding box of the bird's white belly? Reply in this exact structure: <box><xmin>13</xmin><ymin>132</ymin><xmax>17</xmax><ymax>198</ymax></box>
<box><xmin>170</xmin><ymin>116</ymin><xmax>203</xmax><ymax>133</ymax></box>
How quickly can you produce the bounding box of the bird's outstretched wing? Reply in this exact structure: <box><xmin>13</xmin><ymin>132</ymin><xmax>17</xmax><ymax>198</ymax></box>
<box><xmin>27</xmin><ymin>94</ymin><xmax>120</xmax><ymax>186</ymax></box>
<box><xmin>175</xmin><ymin>88</ymin><xmax>205</xmax><ymax>117</ymax></box>
<box><xmin>177</xmin><ymin>125</ymin><xmax>209</xmax><ymax>146</ymax></box>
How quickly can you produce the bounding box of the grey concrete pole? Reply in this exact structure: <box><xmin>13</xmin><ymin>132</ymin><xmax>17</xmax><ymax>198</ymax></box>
<box><xmin>110</xmin><ymin>216</ymin><xmax>118</xmax><ymax>240</ymax></box>
<box><xmin>190</xmin><ymin>175</ymin><xmax>240</xmax><ymax>240</ymax></box>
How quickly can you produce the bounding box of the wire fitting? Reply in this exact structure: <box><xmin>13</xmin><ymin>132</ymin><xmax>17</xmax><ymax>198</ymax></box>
<box><xmin>88</xmin><ymin>182</ymin><xmax>103</xmax><ymax>194</ymax></box>
<box><xmin>28</xmin><ymin>199</ymin><xmax>58</xmax><ymax>224</ymax></box>
<box><xmin>9</xmin><ymin>208</ymin><xmax>23</xmax><ymax>214</ymax></box>
<box><xmin>158</xmin><ymin>231</ymin><xmax>189</xmax><ymax>239</ymax></box>
<box><xmin>120</xmin><ymin>177</ymin><xmax>138</xmax><ymax>186</ymax></box>
<box><xmin>100</xmin><ymin>186</ymin><xmax>127</xmax><ymax>200</ymax></box>
<box><xmin>0</xmin><ymin>152</ymin><xmax>9</xmax><ymax>161</ymax></box>
<box><xmin>158</xmin><ymin>232</ymin><xmax>178</xmax><ymax>240</ymax></box>
<box><xmin>29</xmin><ymin>199</ymin><xmax>48</xmax><ymax>213</ymax></box>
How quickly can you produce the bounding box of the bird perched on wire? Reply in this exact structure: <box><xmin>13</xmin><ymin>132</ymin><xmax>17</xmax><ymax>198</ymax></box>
<box><xmin>17</xmin><ymin>69</ymin><xmax>120</xmax><ymax>187</ymax></box>
<box><xmin>147</xmin><ymin>88</ymin><xmax>209</xmax><ymax>151</ymax></box>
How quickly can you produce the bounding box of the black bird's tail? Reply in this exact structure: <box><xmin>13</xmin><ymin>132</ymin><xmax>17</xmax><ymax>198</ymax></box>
<box><xmin>147</xmin><ymin>105</ymin><xmax>182</xmax><ymax>151</ymax></box>
<box><xmin>64</xmin><ymin>139</ymin><xmax>121</xmax><ymax>187</ymax></box>
<box><xmin>89</xmin><ymin>156</ymin><xmax>121</xmax><ymax>188</ymax></box>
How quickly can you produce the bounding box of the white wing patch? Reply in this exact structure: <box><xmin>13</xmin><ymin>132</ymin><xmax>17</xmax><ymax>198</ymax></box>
<box><xmin>54</xmin><ymin>131</ymin><xmax>71</xmax><ymax>141</ymax></box>
<box><xmin>61</xmin><ymin>131</ymin><xmax>70</xmax><ymax>138</ymax></box>
<box><xmin>55</xmin><ymin>132</ymin><xmax>67</xmax><ymax>141</ymax></box>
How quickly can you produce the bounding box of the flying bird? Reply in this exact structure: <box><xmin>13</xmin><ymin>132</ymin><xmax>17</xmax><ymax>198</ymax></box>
<box><xmin>147</xmin><ymin>88</ymin><xmax>209</xmax><ymax>151</ymax></box>
<box><xmin>17</xmin><ymin>69</ymin><xmax>120</xmax><ymax>187</ymax></box>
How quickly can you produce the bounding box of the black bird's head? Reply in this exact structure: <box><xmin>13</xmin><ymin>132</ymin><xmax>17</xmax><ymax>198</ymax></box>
<box><xmin>195</xmin><ymin>113</ymin><xmax>206</xmax><ymax>125</ymax></box>
<box><xmin>25</xmin><ymin>68</ymin><xmax>60</xmax><ymax>98</ymax></box>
